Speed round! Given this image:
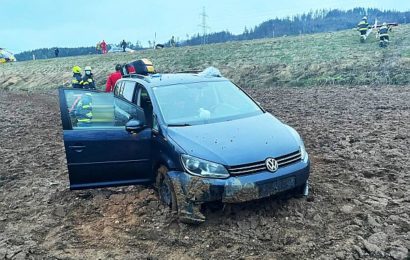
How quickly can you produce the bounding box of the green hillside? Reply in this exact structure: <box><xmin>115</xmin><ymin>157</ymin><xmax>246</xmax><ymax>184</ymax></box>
<box><xmin>1</xmin><ymin>24</ymin><xmax>410</xmax><ymax>91</ymax></box>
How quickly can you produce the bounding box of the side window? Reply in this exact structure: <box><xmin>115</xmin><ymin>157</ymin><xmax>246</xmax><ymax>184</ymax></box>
<box><xmin>122</xmin><ymin>81</ymin><xmax>136</xmax><ymax>102</ymax></box>
<box><xmin>152</xmin><ymin>115</ymin><xmax>159</xmax><ymax>132</ymax></box>
<box><xmin>114</xmin><ymin>81</ymin><xmax>124</xmax><ymax>96</ymax></box>
<box><xmin>139</xmin><ymin>87</ymin><xmax>154</xmax><ymax>128</ymax></box>
<box><xmin>114</xmin><ymin>81</ymin><xmax>136</xmax><ymax>102</ymax></box>
<box><xmin>63</xmin><ymin>89</ymin><xmax>145</xmax><ymax>130</ymax></box>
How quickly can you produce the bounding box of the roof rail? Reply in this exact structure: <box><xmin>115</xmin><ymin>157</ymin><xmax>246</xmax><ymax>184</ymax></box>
<box><xmin>122</xmin><ymin>73</ymin><xmax>151</xmax><ymax>83</ymax></box>
<box><xmin>158</xmin><ymin>70</ymin><xmax>202</xmax><ymax>74</ymax></box>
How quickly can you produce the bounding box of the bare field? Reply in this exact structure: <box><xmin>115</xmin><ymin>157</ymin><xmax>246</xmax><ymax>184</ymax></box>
<box><xmin>0</xmin><ymin>86</ymin><xmax>409</xmax><ymax>259</ymax></box>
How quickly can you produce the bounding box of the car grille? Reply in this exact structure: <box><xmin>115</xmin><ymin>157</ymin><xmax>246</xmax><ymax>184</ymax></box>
<box><xmin>228</xmin><ymin>150</ymin><xmax>302</xmax><ymax>176</ymax></box>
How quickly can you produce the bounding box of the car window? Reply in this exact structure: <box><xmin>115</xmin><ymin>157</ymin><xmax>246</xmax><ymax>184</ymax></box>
<box><xmin>139</xmin><ymin>86</ymin><xmax>154</xmax><ymax>128</ymax></box>
<box><xmin>123</xmin><ymin>81</ymin><xmax>136</xmax><ymax>102</ymax></box>
<box><xmin>63</xmin><ymin>89</ymin><xmax>143</xmax><ymax>129</ymax></box>
<box><xmin>115</xmin><ymin>81</ymin><xmax>136</xmax><ymax>102</ymax></box>
<box><xmin>153</xmin><ymin>81</ymin><xmax>263</xmax><ymax>125</ymax></box>
<box><xmin>114</xmin><ymin>81</ymin><xmax>124</xmax><ymax>96</ymax></box>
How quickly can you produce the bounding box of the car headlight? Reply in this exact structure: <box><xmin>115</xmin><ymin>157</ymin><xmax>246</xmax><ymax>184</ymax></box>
<box><xmin>181</xmin><ymin>154</ymin><xmax>229</xmax><ymax>179</ymax></box>
<box><xmin>300</xmin><ymin>142</ymin><xmax>307</xmax><ymax>160</ymax></box>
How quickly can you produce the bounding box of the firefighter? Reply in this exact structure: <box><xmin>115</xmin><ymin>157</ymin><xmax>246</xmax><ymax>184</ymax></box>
<box><xmin>357</xmin><ymin>16</ymin><xmax>370</xmax><ymax>38</ymax></box>
<box><xmin>82</xmin><ymin>66</ymin><xmax>96</xmax><ymax>89</ymax></box>
<box><xmin>378</xmin><ymin>22</ymin><xmax>391</xmax><ymax>47</ymax></box>
<box><xmin>74</xmin><ymin>93</ymin><xmax>93</xmax><ymax>127</ymax></box>
<box><xmin>71</xmin><ymin>66</ymin><xmax>84</xmax><ymax>88</ymax></box>
<box><xmin>96</xmin><ymin>41</ymin><xmax>101</xmax><ymax>54</ymax></box>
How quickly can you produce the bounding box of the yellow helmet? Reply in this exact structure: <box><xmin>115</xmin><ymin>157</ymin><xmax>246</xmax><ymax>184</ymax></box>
<box><xmin>72</xmin><ymin>66</ymin><xmax>82</xmax><ymax>74</ymax></box>
<box><xmin>85</xmin><ymin>66</ymin><xmax>92</xmax><ymax>71</ymax></box>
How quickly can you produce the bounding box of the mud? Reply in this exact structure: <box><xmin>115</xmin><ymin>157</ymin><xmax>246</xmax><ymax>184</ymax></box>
<box><xmin>1</xmin><ymin>86</ymin><xmax>410</xmax><ymax>259</ymax></box>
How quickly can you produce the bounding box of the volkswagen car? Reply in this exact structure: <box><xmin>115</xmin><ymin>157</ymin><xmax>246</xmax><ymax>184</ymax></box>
<box><xmin>58</xmin><ymin>65</ymin><xmax>310</xmax><ymax>224</ymax></box>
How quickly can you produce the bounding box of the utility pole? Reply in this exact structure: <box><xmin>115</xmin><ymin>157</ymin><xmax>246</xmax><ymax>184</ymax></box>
<box><xmin>199</xmin><ymin>6</ymin><xmax>210</xmax><ymax>45</ymax></box>
<box><xmin>272</xmin><ymin>24</ymin><xmax>275</xmax><ymax>38</ymax></box>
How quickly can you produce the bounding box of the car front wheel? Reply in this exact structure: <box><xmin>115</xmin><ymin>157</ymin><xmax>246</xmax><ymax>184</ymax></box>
<box><xmin>155</xmin><ymin>165</ymin><xmax>178</xmax><ymax>212</ymax></box>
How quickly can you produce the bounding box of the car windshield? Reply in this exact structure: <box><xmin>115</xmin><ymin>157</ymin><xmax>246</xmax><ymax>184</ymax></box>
<box><xmin>153</xmin><ymin>81</ymin><xmax>263</xmax><ymax>125</ymax></box>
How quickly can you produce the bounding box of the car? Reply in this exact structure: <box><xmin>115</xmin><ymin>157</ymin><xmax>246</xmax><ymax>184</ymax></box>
<box><xmin>108</xmin><ymin>46</ymin><xmax>136</xmax><ymax>53</ymax></box>
<box><xmin>58</xmin><ymin>61</ymin><xmax>310</xmax><ymax>224</ymax></box>
<box><xmin>0</xmin><ymin>48</ymin><xmax>17</xmax><ymax>63</ymax></box>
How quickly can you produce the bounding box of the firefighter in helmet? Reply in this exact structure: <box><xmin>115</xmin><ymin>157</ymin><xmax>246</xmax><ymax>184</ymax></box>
<box><xmin>378</xmin><ymin>22</ymin><xmax>391</xmax><ymax>46</ymax></box>
<box><xmin>357</xmin><ymin>16</ymin><xmax>370</xmax><ymax>37</ymax></box>
<box><xmin>72</xmin><ymin>66</ymin><xmax>84</xmax><ymax>88</ymax></box>
<box><xmin>73</xmin><ymin>93</ymin><xmax>93</xmax><ymax>127</ymax></box>
<box><xmin>82</xmin><ymin>66</ymin><xmax>96</xmax><ymax>89</ymax></box>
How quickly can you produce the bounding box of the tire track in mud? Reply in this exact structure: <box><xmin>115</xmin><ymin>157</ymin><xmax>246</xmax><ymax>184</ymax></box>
<box><xmin>1</xmin><ymin>87</ymin><xmax>409</xmax><ymax>259</ymax></box>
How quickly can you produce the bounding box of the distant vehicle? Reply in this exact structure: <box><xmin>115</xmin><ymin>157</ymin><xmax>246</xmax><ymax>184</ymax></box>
<box><xmin>0</xmin><ymin>48</ymin><xmax>17</xmax><ymax>63</ymax></box>
<box><xmin>58</xmin><ymin>62</ymin><xmax>310</xmax><ymax>224</ymax></box>
<box><xmin>108</xmin><ymin>46</ymin><xmax>136</xmax><ymax>53</ymax></box>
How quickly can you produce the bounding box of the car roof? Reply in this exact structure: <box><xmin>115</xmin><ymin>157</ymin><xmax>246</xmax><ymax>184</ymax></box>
<box><xmin>119</xmin><ymin>73</ymin><xmax>229</xmax><ymax>87</ymax></box>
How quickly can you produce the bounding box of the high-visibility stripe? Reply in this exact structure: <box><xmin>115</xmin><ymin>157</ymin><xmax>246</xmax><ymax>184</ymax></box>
<box><xmin>78</xmin><ymin>118</ymin><xmax>91</xmax><ymax>123</ymax></box>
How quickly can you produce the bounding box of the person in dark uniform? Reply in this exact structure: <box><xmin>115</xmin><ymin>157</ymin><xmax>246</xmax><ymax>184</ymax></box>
<box><xmin>74</xmin><ymin>93</ymin><xmax>93</xmax><ymax>127</ymax></box>
<box><xmin>121</xmin><ymin>40</ymin><xmax>127</xmax><ymax>52</ymax></box>
<box><xmin>357</xmin><ymin>16</ymin><xmax>370</xmax><ymax>38</ymax></box>
<box><xmin>82</xmin><ymin>66</ymin><xmax>96</xmax><ymax>89</ymax></box>
<box><xmin>71</xmin><ymin>66</ymin><xmax>83</xmax><ymax>88</ymax></box>
<box><xmin>378</xmin><ymin>22</ymin><xmax>391</xmax><ymax>47</ymax></box>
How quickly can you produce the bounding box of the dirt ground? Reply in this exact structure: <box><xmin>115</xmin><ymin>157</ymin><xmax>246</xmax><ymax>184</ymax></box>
<box><xmin>0</xmin><ymin>86</ymin><xmax>409</xmax><ymax>260</ymax></box>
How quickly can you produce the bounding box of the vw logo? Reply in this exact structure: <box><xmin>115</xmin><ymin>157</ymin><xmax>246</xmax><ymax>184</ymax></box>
<box><xmin>265</xmin><ymin>158</ymin><xmax>278</xmax><ymax>172</ymax></box>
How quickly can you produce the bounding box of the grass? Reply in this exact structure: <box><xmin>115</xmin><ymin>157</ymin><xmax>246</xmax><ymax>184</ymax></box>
<box><xmin>1</xmin><ymin>24</ymin><xmax>410</xmax><ymax>91</ymax></box>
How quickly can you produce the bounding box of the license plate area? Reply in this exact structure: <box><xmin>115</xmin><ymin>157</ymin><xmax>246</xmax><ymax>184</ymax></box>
<box><xmin>259</xmin><ymin>177</ymin><xmax>296</xmax><ymax>198</ymax></box>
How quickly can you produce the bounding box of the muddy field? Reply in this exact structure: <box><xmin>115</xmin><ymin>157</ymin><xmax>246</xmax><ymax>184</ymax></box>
<box><xmin>0</xmin><ymin>86</ymin><xmax>409</xmax><ymax>260</ymax></box>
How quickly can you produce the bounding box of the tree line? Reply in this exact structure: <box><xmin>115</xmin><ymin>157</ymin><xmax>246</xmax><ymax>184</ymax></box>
<box><xmin>182</xmin><ymin>8</ymin><xmax>410</xmax><ymax>45</ymax></box>
<box><xmin>15</xmin><ymin>8</ymin><xmax>410</xmax><ymax>61</ymax></box>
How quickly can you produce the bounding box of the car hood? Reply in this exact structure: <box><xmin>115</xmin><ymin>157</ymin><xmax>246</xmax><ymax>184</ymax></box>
<box><xmin>166</xmin><ymin>113</ymin><xmax>301</xmax><ymax>166</ymax></box>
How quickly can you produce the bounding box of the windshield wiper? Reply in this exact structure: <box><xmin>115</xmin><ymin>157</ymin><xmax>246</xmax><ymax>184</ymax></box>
<box><xmin>168</xmin><ymin>123</ymin><xmax>191</xmax><ymax>127</ymax></box>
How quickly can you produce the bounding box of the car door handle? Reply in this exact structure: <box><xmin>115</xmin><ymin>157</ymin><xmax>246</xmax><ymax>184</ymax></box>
<box><xmin>69</xmin><ymin>145</ymin><xmax>86</xmax><ymax>152</ymax></box>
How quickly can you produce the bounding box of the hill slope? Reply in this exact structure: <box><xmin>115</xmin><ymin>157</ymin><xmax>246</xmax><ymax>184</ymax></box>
<box><xmin>1</xmin><ymin>24</ymin><xmax>410</xmax><ymax>91</ymax></box>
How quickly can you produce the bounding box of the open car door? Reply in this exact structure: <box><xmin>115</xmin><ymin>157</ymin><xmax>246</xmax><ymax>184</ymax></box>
<box><xmin>58</xmin><ymin>88</ymin><xmax>152</xmax><ymax>189</ymax></box>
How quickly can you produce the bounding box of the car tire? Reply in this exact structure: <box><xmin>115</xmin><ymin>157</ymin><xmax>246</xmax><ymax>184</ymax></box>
<box><xmin>155</xmin><ymin>166</ymin><xmax>178</xmax><ymax>212</ymax></box>
<box><xmin>293</xmin><ymin>181</ymin><xmax>309</xmax><ymax>198</ymax></box>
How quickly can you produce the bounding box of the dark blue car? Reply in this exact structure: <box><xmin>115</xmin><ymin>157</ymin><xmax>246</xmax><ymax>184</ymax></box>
<box><xmin>58</xmin><ymin>67</ymin><xmax>310</xmax><ymax>224</ymax></box>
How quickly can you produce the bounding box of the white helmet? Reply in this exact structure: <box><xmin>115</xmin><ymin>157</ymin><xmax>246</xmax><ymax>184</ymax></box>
<box><xmin>382</xmin><ymin>22</ymin><xmax>387</xmax><ymax>26</ymax></box>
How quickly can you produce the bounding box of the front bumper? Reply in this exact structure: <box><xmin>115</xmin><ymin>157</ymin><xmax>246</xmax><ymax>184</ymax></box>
<box><xmin>168</xmin><ymin>157</ymin><xmax>310</xmax><ymax>222</ymax></box>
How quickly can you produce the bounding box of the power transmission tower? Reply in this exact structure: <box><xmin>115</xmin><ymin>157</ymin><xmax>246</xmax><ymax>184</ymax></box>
<box><xmin>199</xmin><ymin>7</ymin><xmax>210</xmax><ymax>45</ymax></box>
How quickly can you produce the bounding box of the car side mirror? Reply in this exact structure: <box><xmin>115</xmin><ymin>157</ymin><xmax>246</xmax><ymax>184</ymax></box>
<box><xmin>125</xmin><ymin>119</ymin><xmax>144</xmax><ymax>133</ymax></box>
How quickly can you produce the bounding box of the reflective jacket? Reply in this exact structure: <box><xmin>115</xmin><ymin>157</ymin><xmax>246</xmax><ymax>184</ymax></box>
<box><xmin>72</xmin><ymin>73</ymin><xmax>83</xmax><ymax>88</ymax></box>
<box><xmin>379</xmin><ymin>26</ymin><xmax>389</xmax><ymax>36</ymax></box>
<box><xmin>357</xmin><ymin>21</ymin><xmax>370</xmax><ymax>31</ymax></box>
<box><xmin>75</xmin><ymin>95</ymin><xmax>93</xmax><ymax>124</ymax></box>
<box><xmin>82</xmin><ymin>73</ymin><xmax>96</xmax><ymax>89</ymax></box>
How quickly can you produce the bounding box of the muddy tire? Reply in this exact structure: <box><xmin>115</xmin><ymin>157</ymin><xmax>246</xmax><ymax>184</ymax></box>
<box><xmin>155</xmin><ymin>166</ymin><xmax>178</xmax><ymax>212</ymax></box>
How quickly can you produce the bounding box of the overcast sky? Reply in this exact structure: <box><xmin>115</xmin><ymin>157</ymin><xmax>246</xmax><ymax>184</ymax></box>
<box><xmin>1</xmin><ymin>0</ymin><xmax>409</xmax><ymax>53</ymax></box>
